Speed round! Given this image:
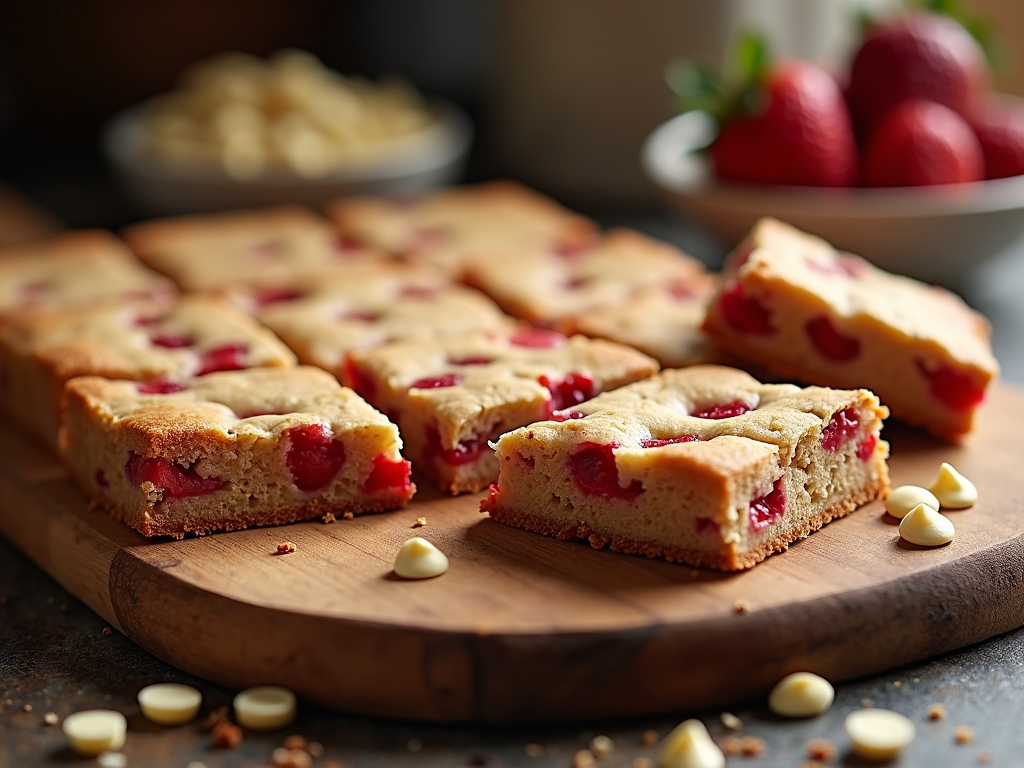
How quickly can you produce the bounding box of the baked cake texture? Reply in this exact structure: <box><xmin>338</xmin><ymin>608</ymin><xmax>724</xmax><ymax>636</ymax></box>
<box><xmin>59</xmin><ymin>366</ymin><xmax>415</xmax><ymax>538</ymax></box>
<box><xmin>344</xmin><ymin>329</ymin><xmax>660</xmax><ymax>494</ymax></box>
<box><xmin>122</xmin><ymin>205</ymin><xmax>387</xmax><ymax>291</ymax></box>
<box><xmin>482</xmin><ymin>365</ymin><xmax>890</xmax><ymax>571</ymax></box>
<box><xmin>0</xmin><ymin>296</ymin><xmax>297</xmax><ymax>448</ymax></box>
<box><xmin>325</xmin><ymin>180</ymin><xmax>598</xmax><ymax>277</ymax></box>
<box><xmin>0</xmin><ymin>230</ymin><xmax>177</xmax><ymax>316</ymax></box>
<box><xmin>701</xmin><ymin>218</ymin><xmax>999</xmax><ymax>443</ymax></box>
<box><xmin>226</xmin><ymin>263</ymin><xmax>515</xmax><ymax>376</ymax></box>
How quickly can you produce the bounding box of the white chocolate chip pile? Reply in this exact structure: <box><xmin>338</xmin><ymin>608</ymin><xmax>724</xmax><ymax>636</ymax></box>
<box><xmin>61</xmin><ymin>709</ymin><xmax>127</xmax><ymax>756</ymax></box>
<box><xmin>899</xmin><ymin>504</ymin><xmax>955</xmax><ymax>546</ymax></box>
<box><xmin>659</xmin><ymin>719</ymin><xmax>725</xmax><ymax>768</ymax></box>
<box><xmin>767</xmin><ymin>672</ymin><xmax>835</xmax><ymax>717</ymax></box>
<box><xmin>139</xmin><ymin>49</ymin><xmax>436</xmax><ymax>180</ymax></box>
<box><xmin>928</xmin><ymin>462</ymin><xmax>978</xmax><ymax>509</ymax></box>
<box><xmin>137</xmin><ymin>683</ymin><xmax>202</xmax><ymax>726</ymax></box>
<box><xmin>394</xmin><ymin>537</ymin><xmax>449</xmax><ymax>579</ymax></box>
<box><xmin>844</xmin><ymin>708</ymin><xmax>915</xmax><ymax>761</ymax></box>
<box><xmin>233</xmin><ymin>686</ymin><xmax>297</xmax><ymax>730</ymax></box>
<box><xmin>884</xmin><ymin>485</ymin><xmax>940</xmax><ymax>519</ymax></box>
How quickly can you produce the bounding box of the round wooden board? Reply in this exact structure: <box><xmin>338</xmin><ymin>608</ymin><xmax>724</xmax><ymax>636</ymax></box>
<box><xmin>3</xmin><ymin>386</ymin><xmax>1024</xmax><ymax>723</ymax></box>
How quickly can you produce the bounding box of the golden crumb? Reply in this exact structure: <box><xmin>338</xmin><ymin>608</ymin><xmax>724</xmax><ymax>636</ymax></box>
<box><xmin>734</xmin><ymin>599</ymin><xmax>751</xmax><ymax>614</ymax></box>
<box><xmin>203</xmin><ymin>706</ymin><xmax>230</xmax><ymax>731</ymax></box>
<box><xmin>282</xmin><ymin>735</ymin><xmax>308</xmax><ymax>750</ymax></box>
<box><xmin>722</xmin><ymin>736</ymin><xmax>743</xmax><ymax>756</ymax></box>
<box><xmin>590</xmin><ymin>734</ymin><xmax>613</xmax><ymax>757</ymax></box>
<box><xmin>893</xmin><ymin>680</ymin><xmax>902</xmax><ymax>687</ymax></box>
<box><xmin>101</xmin><ymin>627</ymin><xmax>112</xmax><ymax>637</ymax></box>
<box><xmin>720</xmin><ymin>711</ymin><xmax>743</xmax><ymax>731</ymax></box>
<box><xmin>806</xmin><ymin>739</ymin><xmax>837</xmax><ymax>761</ymax></box>
<box><xmin>977</xmin><ymin>749</ymin><xmax>993</xmax><ymax>764</ymax></box>
<box><xmin>633</xmin><ymin>758</ymin><xmax>654</xmax><ymax>768</ymax></box>
<box><xmin>323</xmin><ymin>512</ymin><xmax>336</xmax><ymax>524</ymax></box>
<box><xmin>861</xmin><ymin>698</ymin><xmax>875</xmax><ymax>708</ymax></box>
<box><xmin>413</xmin><ymin>516</ymin><xmax>427</xmax><ymax>528</ymax></box>
<box><xmin>276</xmin><ymin>541</ymin><xmax>297</xmax><ymax>555</ymax></box>
<box><xmin>342</xmin><ymin>511</ymin><xmax>354</xmax><ymax>520</ymax></box>
<box><xmin>640</xmin><ymin>729</ymin><xmax>659</xmax><ymax>746</ymax></box>
<box><xmin>929</xmin><ymin>703</ymin><xmax>947</xmax><ymax>720</ymax></box>
<box><xmin>955</xmin><ymin>726</ymin><xmax>974</xmax><ymax>745</ymax></box>
<box><xmin>741</xmin><ymin>735</ymin><xmax>766</xmax><ymax>757</ymax></box>
<box><xmin>43</xmin><ymin>711</ymin><xmax>58</xmax><ymax>726</ymax></box>
<box><xmin>272</xmin><ymin>747</ymin><xmax>312</xmax><ymax>768</ymax></box>
<box><xmin>212</xmin><ymin>721</ymin><xmax>243</xmax><ymax>749</ymax></box>
<box><xmin>22</xmin><ymin>704</ymin><xmax>32</xmax><ymax>713</ymax></box>
<box><xmin>573</xmin><ymin>749</ymin><xmax>597</xmax><ymax>768</ymax></box>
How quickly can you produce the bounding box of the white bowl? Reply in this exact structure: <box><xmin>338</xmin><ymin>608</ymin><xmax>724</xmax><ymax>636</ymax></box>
<box><xmin>642</xmin><ymin>110</ymin><xmax>1024</xmax><ymax>287</ymax></box>
<box><xmin>103</xmin><ymin>99</ymin><xmax>473</xmax><ymax>216</ymax></box>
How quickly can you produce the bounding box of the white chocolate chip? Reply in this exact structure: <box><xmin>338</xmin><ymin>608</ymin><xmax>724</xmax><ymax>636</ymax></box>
<box><xmin>393</xmin><ymin>537</ymin><xmax>449</xmax><ymax>579</ymax></box>
<box><xmin>233</xmin><ymin>686</ymin><xmax>296</xmax><ymax>730</ymax></box>
<box><xmin>97</xmin><ymin>752</ymin><xmax>127</xmax><ymax>768</ymax></box>
<box><xmin>899</xmin><ymin>504</ymin><xmax>955</xmax><ymax>547</ymax></box>
<box><xmin>659</xmin><ymin>719</ymin><xmax>725</xmax><ymax>768</ymax></box>
<box><xmin>844</xmin><ymin>709</ymin><xmax>915</xmax><ymax>762</ymax></box>
<box><xmin>767</xmin><ymin>672</ymin><xmax>835</xmax><ymax>717</ymax></box>
<box><xmin>928</xmin><ymin>463</ymin><xmax>978</xmax><ymax>509</ymax></box>
<box><xmin>62</xmin><ymin>709</ymin><xmax>127</xmax><ymax>756</ymax></box>
<box><xmin>137</xmin><ymin>683</ymin><xmax>202</xmax><ymax>726</ymax></box>
<box><xmin>884</xmin><ymin>485</ymin><xmax>940</xmax><ymax>519</ymax></box>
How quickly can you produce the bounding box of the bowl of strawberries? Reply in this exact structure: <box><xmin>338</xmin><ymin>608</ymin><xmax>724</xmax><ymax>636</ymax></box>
<box><xmin>642</xmin><ymin>9</ymin><xmax>1024</xmax><ymax>287</ymax></box>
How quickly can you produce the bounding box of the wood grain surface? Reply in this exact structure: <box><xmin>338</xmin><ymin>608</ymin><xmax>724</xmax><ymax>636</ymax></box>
<box><xmin>2</xmin><ymin>386</ymin><xmax>1023</xmax><ymax>723</ymax></box>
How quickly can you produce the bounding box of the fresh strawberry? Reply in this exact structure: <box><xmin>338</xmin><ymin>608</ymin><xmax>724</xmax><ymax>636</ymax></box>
<box><xmin>667</xmin><ymin>36</ymin><xmax>857</xmax><ymax>187</ymax></box>
<box><xmin>846</xmin><ymin>12</ymin><xmax>987</xmax><ymax>140</ymax></box>
<box><xmin>969</xmin><ymin>96</ymin><xmax>1024</xmax><ymax>179</ymax></box>
<box><xmin>861</xmin><ymin>99</ymin><xmax>983</xmax><ymax>187</ymax></box>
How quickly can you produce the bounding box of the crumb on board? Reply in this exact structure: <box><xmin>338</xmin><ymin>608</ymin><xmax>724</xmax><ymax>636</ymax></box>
<box><xmin>101</xmin><ymin>627</ymin><xmax>112</xmax><ymax>637</ymax></box>
<box><xmin>741</xmin><ymin>735</ymin><xmax>766</xmax><ymax>757</ymax></box>
<box><xmin>272</xmin><ymin>747</ymin><xmax>312</xmax><ymax>768</ymax></box>
<box><xmin>722</xmin><ymin>736</ymin><xmax>743</xmax><ymax>756</ymax></box>
<box><xmin>955</xmin><ymin>726</ymin><xmax>974</xmax><ymax>745</ymax></box>
<box><xmin>413</xmin><ymin>516</ymin><xmax>427</xmax><ymax>528</ymax></box>
<box><xmin>212</xmin><ymin>721</ymin><xmax>243</xmax><ymax>749</ymax></box>
<box><xmin>721</xmin><ymin>712</ymin><xmax>743</xmax><ymax>731</ymax></box>
<box><xmin>734</xmin><ymin>599</ymin><xmax>751</xmax><ymax>615</ymax></box>
<box><xmin>323</xmin><ymin>512</ymin><xmax>336</xmax><ymax>524</ymax></box>
<box><xmin>589</xmin><ymin>735</ymin><xmax>613</xmax><ymax>757</ymax></box>
<box><xmin>806</xmin><ymin>739</ymin><xmax>837</xmax><ymax>761</ymax></box>
<box><xmin>22</xmin><ymin>704</ymin><xmax>32</xmax><ymax>713</ymax></box>
<box><xmin>342</xmin><ymin>511</ymin><xmax>354</xmax><ymax>520</ymax></box>
<box><xmin>43</xmin><ymin>711</ymin><xmax>59</xmax><ymax>726</ymax></box>
<box><xmin>929</xmin><ymin>703</ymin><xmax>947</xmax><ymax>720</ymax></box>
<box><xmin>275</xmin><ymin>541</ymin><xmax>297</xmax><ymax>555</ymax></box>
<box><xmin>861</xmin><ymin>698</ymin><xmax>875</xmax><ymax>708</ymax></box>
<box><xmin>282</xmin><ymin>735</ymin><xmax>308</xmax><ymax>750</ymax></box>
<box><xmin>573</xmin><ymin>749</ymin><xmax>596</xmax><ymax>768</ymax></box>
<box><xmin>203</xmin><ymin>707</ymin><xmax>230</xmax><ymax>731</ymax></box>
<box><xmin>977</xmin><ymin>749</ymin><xmax>993</xmax><ymax>764</ymax></box>
<box><xmin>640</xmin><ymin>729</ymin><xmax>658</xmax><ymax>746</ymax></box>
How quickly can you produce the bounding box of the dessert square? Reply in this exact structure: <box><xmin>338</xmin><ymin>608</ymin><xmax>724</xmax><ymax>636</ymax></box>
<box><xmin>225</xmin><ymin>263</ymin><xmax>515</xmax><ymax>377</ymax></box>
<box><xmin>122</xmin><ymin>205</ymin><xmax>388</xmax><ymax>292</ymax></box>
<box><xmin>0</xmin><ymin>296</ymin><xmax>297</xmax><ymax>449</ymax></box>
<box><xmin>482</xmin><ymin>365</ymin><xmax>890</xmax><ymax>571</ymax></box>
<box><xmin>60</xmin><ymin>366</ymin><xmax>415</xmax><ymax>538</ymax></box>
<box><xmin>325</xmin><ymin>180</ymin><xmax>598</xmax><ymax>277</ymax></box>
<box><xmin>464</xmin><ymin>227</ymin><xmax>710</xmax><ymax>328</ymax></box>
<box><xmin>344</xmin><ymin>329</ymin><xmax>660</xmax><ymax>494</ymax></box>
<box><xmin>700</xmin><ymin>218</ymin><xmax>999</xmax><ymax>443</ymax></box>
<box><xmin>0</xmin><ymin>230</ymin><xmax>177</xmax><ymax>316</ymax></box>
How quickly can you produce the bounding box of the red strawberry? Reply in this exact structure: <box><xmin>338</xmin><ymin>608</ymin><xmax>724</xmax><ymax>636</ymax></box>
<box><xmin>846</xmin><ymin>12</ymin><xmax>987</xmax><ymax>140</ymax></box>
<box><xmin>969</xmin><ymin>96</ymin><xmax>1024</xmax><ymax>179</ymax></box>
<box><xmin>711</xmin><ymin>60</ymin><xmax>858</xmax><ymax>187</ymax></box>
<box><xmin>861</xmin><ymin>100</ymin><xmax>983</xmax><ymax>187</ymax></box>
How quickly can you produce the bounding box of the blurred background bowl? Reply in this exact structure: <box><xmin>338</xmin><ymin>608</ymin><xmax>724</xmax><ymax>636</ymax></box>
<box><xmin>642</xmin><ymin>109</ymin><xmax>1024</xmax><ymax>288</ymax></box>
<box><xmin>103</xmin><ymin>98</ymin><xmax>473</xmax><ymax>216</ymax></box>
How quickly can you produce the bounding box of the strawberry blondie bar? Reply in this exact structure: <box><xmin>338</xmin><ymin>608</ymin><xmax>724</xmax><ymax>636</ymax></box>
<box><xmin>482</xmin><ymin>365</ymin><xmax>890</xmax><ymax>571</ymax></box>
<box><xmin>60</xmin><ymin>366</ymin><xmax>415</xmax><ymax>538</ymax></box>
<box><xmin>344</xmin><ymin>329</ymin><xmax>659</xmax><ymax>493</ymax></box>
<box><xmin>701</xmin><ymin>218</ymin><xmax>999</xmax><ymax>442</ymax></box>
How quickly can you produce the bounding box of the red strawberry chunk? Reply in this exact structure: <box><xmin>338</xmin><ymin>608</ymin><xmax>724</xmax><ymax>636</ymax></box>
<box><xmin>400</xmin><ymin>285</ymin><xmax>439</xmax><ymax>299</ymax></box>
<box><xmin>539</xmin><ymin>372</ymin><xmax>594</xmax><ymax>414</ymax></box>
<box><xmin>821</xmin><ymin>408</ymin><xmax>861</xmax><ymax>453</ymax></box>
<box><xmin>424</xmin><ymin>426</ymin><xmax>487</xmax><ymax>467</ymax></box>
<box><xmin>749</xmin><ymin>477</ymin><xmax>786</xmax><ymax>532</ymax></box>
<box><xmin>806</xmin><ymin>316</ymin><xmax>861</xmax><ymax>361</ymax></box>
<box><xmin>509</xmin><ymin>328</ymin><xmax>566</xmax><ymax>349</ymax></box>
<box><xmin>125</xmin><ymin>453</ymin><xmax>224</xmax><ymax>497</ymax></box>
<box><xmin>363</xmin><ymin>453</ymin><xmax>413</xmax><ymax>494</ymax></box>
<box><xmin>916</xmin><ymin>361</ymin><xmax>987</xmax><ymax>410</ymax></box>
<box><xmin>197</xmin><ymin>343</ymin><xmax>248</xmax><ymax>375</ymax></box>
<box><xmin>284</xmin><ymin>424</ymin><xmax>346</xmax><ymax>492</ymax></box>
<box><xmin>567</xmin><ymin>442</ymin><xmax>643</xmax><ymax>501</ymax></box>
<box><xmin>336</xmin><ymin>235</ymin><xmax>366</xmax><ymax>253</ymax></box>
<box><xmin>692</xmin><ymin>401</ymin><xmax>751</xmax><ymax>419</ymax></box>
<box><xmin>550</xmin><ymin>410</ymin><xmax>585</xmax><ymax>422</ymax></box>
<box><xmin>137</xmin><ymin>379</ymin><xmax>184</xmax><ymax>395</ymax></box>
<box><xmin>150</xmin><ymin>332</ymin><xmax>193</xmax><ymax>349</ymax></box>
<box><xmin>448</xmin><ymin>356</ymin><xmax>493</xmax><ymax>366</ymax></box>
<box><xmin>718</xmin><ymin>282</ymin><xmax>775</xmax><ymax>335</ymax></box>
<box><xmin>255</xmin><ymin>287</ymin><xmax>305</xmax><ymax>306</ymax></box>
<box><xmin>641</xmin><ymin>435</ymin><xmax>699</xmax><ymax>448</ymax></box>
<box><xmin>410</xmin><ymin>373</ymin><xmax>461</xmax><ymax>390</ymax></box>
<box><xmin>342</xmin><ymin>356</ymin><xmax>377</xmax><ymax>402</ymax></box>
<box><xmin>694</xmin><ymin>516</ymin><xmax>720</xmax><ymax>535</ymax></box>
<box><xmin>856</xmin><ymin>433</ymin><xmax>878</xmax><ymax>462</ymax></box>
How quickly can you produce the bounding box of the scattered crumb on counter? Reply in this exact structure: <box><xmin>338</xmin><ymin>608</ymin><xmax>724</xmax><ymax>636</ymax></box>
<box><xmin>955</xmin><ymin>726</ymin><xmax>974</xmax><ymax>745</ymax></box>
<box><xmin>342</xmin><ymin>511</ymin><xmax>354</xmax><ymax>520</ymax></box>
<box><xmin>722</xmin><ymin>736</ymin><xmax>743</xmax><ymax>756</ymax></box>
<box><xmin>589</xmin><ymin>735</ymin><xmax>613</xmax><ymax>757</ymax></box>
<box><xmin>806</xmin><ymin>739</ymin><xmax>837</xmax><ymax>761</ymax></box>
<box><xmin>573</xmin><ymin>749</ymin><xmax>596</xmax><ymax>768</ymax></box>
<box><xmin>282</xmin><ymin>735</ymin><xmax>308</xmax><ymax>750</ymax></box>
<box><xmin>413</xmin><ymin>516</ymin><xmax>427</xmax><ymax>528</ymax></box>
<box><xmin>212</xmin><ymin>721</ymin><xmax>242</xmax><ymax>748</ymax></box>
<box><xmin>734</xmin><ymin>599</ymin><xmax>751</xmax><ymax>614</ymax></box>
<box><xmin>741</xmin><ymin>735</ymin><xmax>766</xmax><ymax>757</ymax></box>
<box><xmin>721</xmin><ymin>712</ymin><xmax>743</xmax><ymax>731</ymax></box>
<box><xmin>272</xmin><ymin>747</ymin><xmax>311</xmax><ymax>768</ymax></box>
<box><xmin>203</xmin><ymin>707</ymin><xmax>230</xmax><ymax>730</ymax></box>
<box><xmin>22</xmin><ymin>704</ymin><xmax>32</xmax><ymax>713</ymax></box>
<box><xmin>893</xmin><ymin>680</ymin><xmax>902</xmax><ymax>687</ymax></box>
<box><xmin>43</xmin><ymin>711</ymin><xmax>59</xmax><ymax>726</ymax></box>
<box><xmin>101</xmin><ymin>627</ymin><xmax>112</xmax><ymax>637</ymax></box>
<box><xmin>929</xmin><ymin>704</ymin><xmax>947</xmax><ymax>720</ymax></box>
<box><xmin>275</xmin><ymin>541</ymin><xmax>297</xmax><ymax>555</ymax></box>
<box><xmin>323</xmin><ymin>513</ymin><xmax>336</xmax><ymax>524</ymax></box>
<box><xmin>640</xmin><ymin>729</ymin><xmax>658</xmax><ymax>746</ymax></box>
<box><xmin>977</xmin><ymin>749</ymin><xmax>993</xmax><ymax>764</ymax></box>
<box><xmin>861</xmin><ymin>698</ymin><xmax>875</xmax><ymax>707</ymax></box>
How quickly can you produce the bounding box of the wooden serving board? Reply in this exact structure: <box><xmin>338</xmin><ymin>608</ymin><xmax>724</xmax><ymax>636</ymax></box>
<box><xmin>3</xmin><ymin>386</ymin><xmax>1024</xmax><ymax>724</ymax></box>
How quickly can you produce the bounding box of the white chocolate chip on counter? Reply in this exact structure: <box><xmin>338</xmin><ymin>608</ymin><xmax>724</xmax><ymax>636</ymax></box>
<box><xmin>233</xmin><ymin>686</ymin><xmax>297</xmax><ymax>730</ymax></box>
<box><xmin>659</xmin><ymin>719</ymin><xmax>725</xmax><ymax>768</ymax></box>
<box><xmin>62</xmin><ymin>709</ymin><xmax>127</xmax><ymax>756</ymax></box>
<box><xmin>899</xmin><ymin>504</ymin><xmax>955</xmax><ymax>547</ymax></box>
<box><xmin>884</xmin><ymin>485</ymin><xmax>940</xmax><ymax>519</ymax></box>
<box><xmin>928</xmin><ymin>462</ymin><xmax>978</xmax><ymax>509</ymax></box>
<box><xmin>844</xmin><ymin>708</ymin><xmax>915</xmax><ymax>762</ymax></box>
<box><xmin>137</xmin><ymin>683</ymin><xmax>202</xmax><ymax>725</ymax></box>
<box><xmin>767</xmin><ymin>672</ymin><xmax>835</xmax><ymax>717</ymax></box>
<box><xmin>393</xmin><ymin>537</ymin><xmax>449</xmax><ymax>579</ymax></box>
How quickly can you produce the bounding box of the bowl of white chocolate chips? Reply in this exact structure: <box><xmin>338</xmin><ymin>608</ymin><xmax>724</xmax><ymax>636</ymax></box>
<box><xmin>103</xmin><ymin>49</ymin><xmax>472</xmax><ymax>214</ymax></box>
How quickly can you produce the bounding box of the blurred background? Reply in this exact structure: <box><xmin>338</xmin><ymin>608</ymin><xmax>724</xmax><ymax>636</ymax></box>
<box><xmin>2</xmin><ymin>0</ymin><xmax>1023</xmax><ymax>230</ymax></box>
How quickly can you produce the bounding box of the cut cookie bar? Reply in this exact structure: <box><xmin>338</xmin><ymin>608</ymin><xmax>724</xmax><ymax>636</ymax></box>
<box><xmin>464</xmin><ymin>227</ymin><xmax>710</xmax><ymax>328</ymax></box>
<box><xmin>482</xmin><ymin>365</ymin><xmax>890</xmax><ymax>571</ymax></box>
<box><xmin>122</xmin><ymin>205</ymin><xmax>387</xmax><ymax>291</ymax></box>
<box><xmin>701</xmin><ymin>218</ymin><xmax>999</xmax><ymax>443</ymax></box>
<box><xmin>225</xmin><ymin>263</ymin><xmax>515</xmax><ymax>377</ymax></box>
<box><xmin>325</xmin><ymin>180</ymin><xmax>598</xmax><ymax>277</ymax></box>
<box><xmin>344</xmin><ymin>329</ymin><xmax>659</xmax><ymax>493</ymax></box>
<box><xmin>0</xmin><ymin>296</ymin><xmax>297</xmax><ymax>448</ymax></box>
<box><xmin>60</xmin><ymin>366</ymin><xmax>415</xmax><ymax>538</ymax></box>
<box><xmin>0</xmin><ymin>230</ymin><xmax>177</xmax><ymax>316</ymax></box>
